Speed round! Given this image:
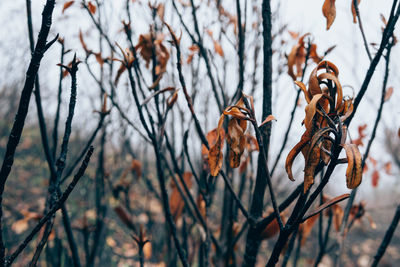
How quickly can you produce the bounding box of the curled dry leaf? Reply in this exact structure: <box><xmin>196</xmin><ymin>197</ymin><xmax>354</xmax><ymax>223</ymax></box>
<box><xmin>208</xmin><ymin>115</ymin><xmax>225</xmax><ymax>176</ymax></box>
<box><xmin>342</xmin><ymin>144</ymin><xmax>362</xmax><ymax>189</ymax></box>
<box><xmin>287</xmin><ymin>33</ymin><xmax>321</xmax><ymax>80</ymax></box>
<box><xmin>286</xmin><ymin>61</ymin><xmax>356</xmax><ymax>192</ymax></box>
<box><xmin>260</xmin><ymin>115</ymin><xmax>276</xmax><ymax>128</ymax></box>
<box><xmin>227</xmin><ymin>118</ymin><xmax>246</xmax><ymax>168</ymax></box>
<box><xmin>322</xmin><ymin>0</ymin><xmax>336</xmax><ymax>30</ymax></box>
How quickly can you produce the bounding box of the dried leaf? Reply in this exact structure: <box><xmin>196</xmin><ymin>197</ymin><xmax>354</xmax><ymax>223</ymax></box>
<box><xmin>304</xmin><ymin>139</ymin><xmax>321</xmax><ymax>193</ymax></box>
<box><xmin>351</xmin><ymin>0</ymin><xmax>361</xmax><ymax>23</ymax></box>
<box><xmin>214</xmin><ymin>41</ymin><xmax>224</xmax><ymax>57</ymax></box>
<box><xmin>384</xmin><ymin>86</ymin><xmax>394</xmax><ymax>102</ymax></box>
<box><xmin>342</xmin><ymin>144</ymin><xmax>362</xmax><ymax>189</ymax></box>
<box><xmin>88</xmin><ymin>1</ymin><xmax>97</xmax><ymax>14</ymax></box>
<box><xmin>114</xmin><ymin>63</ymin><xmax>126</xmax><ymax>85</ymax></box>
<box><xmin>260</xmin><ymin>115</ymin><xmax>276</xmax><ymax>128</ymax></box>
<box><xmin>260</xmin><ymin>214</ymin><xmax>286</xmax><ymax>239</ymax></box>
<box><xmin>227</xmin><ymin>118</ymin><xmax>246</xmax><ymax>168</ymax></box>
<box><xmin>285</xmin><ymin>130</ymin><xmax>311</xmax><ymax>181</ymax></box>
<box><xmin>299</xmin><ymin>213</ymin><xmax>319</xmax><ymax>245</ymax></box>
<box><xmin>170</xmin><ymin>173</ymin><xmax>193</xmax><ymax>221</ymax></box>
<box><xmin>371</xmin><ymin>169</ymin><xmax>380</xmax><ymax>187</ymax></box>
<box><xmin>322</xmin><ymin>0</ymin><xmax>336</xmax><ymax>30</ymax></box>
<box><xmin>62</xmin><ymin>1</ymin><xmax>75</xmax><ymax>14</ymax></box>
<box><xmin>303</xmin><ymin>193</ymin><xmax>349</xmax><ymax>221</ymax></box>
<box><xmin>208</xmin><ymin>115</ymin><xmax>225</xmax><ymax>176</ymax></box>
<box><xmin>131</xmin><ymin>159</ymin><xmax>142</xmax><ymax>178</ymax></box>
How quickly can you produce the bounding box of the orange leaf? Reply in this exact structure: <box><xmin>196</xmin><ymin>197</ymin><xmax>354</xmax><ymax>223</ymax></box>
<box><xmin>62</xmin><ymin>1</ymin><xmax>75</xmax><ymax>14</ymax></box>
<box><xmin>351</xmin><ymin>0</ymin><xmax>361</xmax><ymax>23</ymax></box>
<box><xmin>384</xmin><ymin>86</ymin><xmax>394</xmax><ymax>102</ymax></box>
<box><xmin>259</xmin><ymin>115</ymin><xmax>276</xmax><ymax>128</ymax></box>
<box><xmin>303</xmin><ymin>139</ymin><xmax>322</xmax><ymax>193</ymax></box>
<box><xmin>208</xmin><ymin>115</ymin><xmax>225</xmax><ymax>176</ymax></box>
<box><xmin>260</xmin><ymin>214</ymin><xmax>286</xmax><ymax>239</ymax></box>
<box><xmin>170</xmin><ymin>173</ymin><xmax>193</xmax><ymax>221</ymax></box>
<box><xmin>88</xmin><ymin>1</ymin><xmax>97</xmax><ymax>14</ymax></box>
<box><xmin>227</xmin><ymin>118</ymin><xmax>246</xmax><ymax>168</ymax></box>
<box><xmin>299</xmin><ymin>213</ymin><xmax>319</xmax><ymax>245</ymax></box>
<box><xmin>322</xmin><ymin>0</ymin><xmax>336</xmax><ymax>30</ymax></box>
<box><xmin>214</xmin><ymin>41</ymin><xmax>224</xmax><ymax>57</ymax></box>
<box><xmin>342</xmin><ymin>144</ymin><xmax>362</xmax><ymax>189</ymax></box>
<box><xmin>371</xmin><ymin>170</ymin><xmax>380</xmax><ymax>187</ymax></box>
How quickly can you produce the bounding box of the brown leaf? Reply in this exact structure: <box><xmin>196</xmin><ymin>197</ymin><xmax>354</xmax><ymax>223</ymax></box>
<box><xmin>322</xmin><ymin>0</ymin><xmax>336</xmax><ymax>30</ymax></box>
<box><xmin>372</xmin><ymin>169</ymin><xmax>380</xmax><ymax>187</ymax></box>
<box><xmin>304</xmin><ymin>94</ymin><xmax>324</xmax><ymax>130</ymax></box>
<box><xmin>131</xmin><ymin>159</ymin><xmax>142</xmax><ymax>178</ymax></box>
<box><xmin>384</xmin><ymin>162</ymin><xmax>392</xmax><ymax>175</ymax></box>
<box><xmin>299</xmin><ymin>213</ymin><xmax>319</xmax><ymax>245</ymax></box>
<box><xmin>259</xmin><ymin>115</ymin><xmax>276</xmax><ymax>128</ymax></box>
<box><xmin>303</xmin><ymin>139</ymin><xmax>321</xmax><ymax>193</ymax></box>
<box><xmin>351</xmin><ymin>0</ymin><xmax>361</xmax><ymax>23</ymax></box>
<box><xmin>214</xmin><ymin>41</ymin><xmax>224</xmax><ymax>57</ymax></box>
<box><xmin>384</xmin><ymin>86</ymin><xmax>394</xmax><ymax>102</ymax></box>
<box><xmin>114</xmin><ymin>63</ymin><xmax>126</xmax><ymax>86</ymax></box>
<box><xmin>88</xmin><ymin>1</ymin><xmax>97</xmax><ymax>14</ymax></box>
<box><xmin>285</xmin><ymin>131</ymin><xmax>311</xmax><ymax>181</ymax></box>
<box><xmin>227</xmin><ymin>118</ymin><xmax>246</xmax><ymax>168</ymax></box>
<box><xmin>114</xmin><ymin>206</ymin><xmax>135</xmax><ymax>231</ymax></box>
<box><xmin>62</xmin><ymin>1</ymin><xmax>75</xmax><ymax>14</ymax></box>
<box><xmin>170</xmin><ymin>172</ymin><xmax>193</xmax><ymax>221</ymax></box>
<box><xmin>342</xmin><ymin>144</ymin><xmax>362</xmax><ymax>189</ymax></box>
<box><xmin>260</xmin><ymin>214</ymin><xmax>286</xmax><ymax>239</ymax></box>
<box><xmin>208</xmin><ymin>115</ymin><xmax>225</xmax><ymax>176</ymax></box>
<box><xmin>303</xmin><ymin>193</ymin><xmax>349</xmax><ymax>221</ymax></box>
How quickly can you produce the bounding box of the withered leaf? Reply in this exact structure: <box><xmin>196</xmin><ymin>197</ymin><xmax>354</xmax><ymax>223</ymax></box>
<box><xmin>170</xmin><ymin>172</ymin><xmax>193</xmax><ymax>222</ymax></box>
<box><xmin>227</xmin><ymin>118</ymin><xmax>246</xmax><ymax>168</ymax></box>
<box><xmin>88</xmin><ymin>1</ymin><xmax>97</xmax><ymax>14</ymax></box>
<box><xmin>208</xmin><ymin>115</ymin><xmax>225</xmax><ymax>176</ymax></box>
<box><xmin>342</xmin><ymin>144</ymin><xmax>362</xmax><ymax>189</ymax></box>
<box><xmin>322</xmin><ymin>0</ymin><xmax>336</xmax><ymax>30</ymax></box>
<box><xmin>259</xmin><ymin>115</ymin><xmax>276</xmax><ymax>128</ymax></box>
<box><xmin>62</xmin><ymin>1</ymin><xmax>75</xmax><ymax>14</ymax></box>
<box><xmin>384</xmin><ymin>86</ymin><xmax>394</xmax><ymax>102</ymax></box>
<box><xmin>351</xmin><ymin>0</ymin><xmax>361</xmax><ymax>23</ymax></box>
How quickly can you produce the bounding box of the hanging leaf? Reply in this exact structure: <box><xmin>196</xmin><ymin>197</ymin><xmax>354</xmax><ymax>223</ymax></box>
<box><xmin>384</xmin><ymin>86</ymin><xmax>394</xmax><ymax>102</ymax></box>
<box><xmin>62</xmin><ymin>1</ymin><xmax>75</xmax><ymax>14</ymax></box>
<box><xmin>351</xmin><ymin>0</ymin><xmax>361</xmax><ymax>23</ymax></box>
<box><xmin>227</xmin><ymin>118</ymin><xmax>246</xmax><ymax>168</ymax></box>
<box><xmin>259</xmin><ymin>115</ymin><xmax>276</xmax><ymax>128</ymax></box>
<box><xmin>322</xmin><ymin>0</ymin><xmax>336</xmax><ymax>30</ymax></box>
<box><xmin>208</xmin><ymin>115</ymin><xmax>225</xmax><ymax>176</ymax></box>
<box><xmin>371</xmin><ymin>169</ymin><xmax>380</xmax><ymax>187</ymax></box>
<box><xmin>342</xmin><ymin>144</ymin><xmax>362</xmax><ymax>189</ymax></box>
<box><xmin>260</xmin><ymin>213</ymin><xmax>286</xmax><ymax>239</ymax></box>
<box><xmin>88</xmin><ymin>1</ymin><xmax>97</xmax><ymax>14</ymax></box>
<box><xmin>299</xmin><ymin>213</ymin><xmax>320</xmax><ymax>245</ymax></box>
<box><xmin>170</xmin><ymin>173</ymin><xmax>193</xmax><ymax>222</ymax></box>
